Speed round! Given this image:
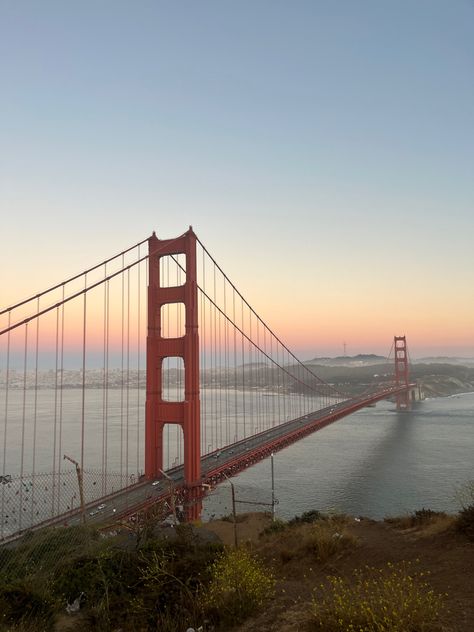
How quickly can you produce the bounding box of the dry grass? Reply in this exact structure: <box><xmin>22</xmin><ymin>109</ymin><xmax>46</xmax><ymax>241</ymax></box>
<box><xmin>385</xmin><ymin>510</ymin><xmax>456</xmax><ymax>537</ymax></box>
<box><xmin>258</xmin><ymin>514</ymin><xmax>357</xmax><ymax>567</ymax></box>
<box><xmin>205</xmin><ymin>512</ymin><xmax>273</xmax><ymax>547</ymax></box>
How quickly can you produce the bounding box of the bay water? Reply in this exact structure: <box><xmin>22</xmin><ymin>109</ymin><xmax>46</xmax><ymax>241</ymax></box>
<box><xmin>202</xmin><ymin>392</ymin><xmax>474</xmax><ymax>520</ymax></box>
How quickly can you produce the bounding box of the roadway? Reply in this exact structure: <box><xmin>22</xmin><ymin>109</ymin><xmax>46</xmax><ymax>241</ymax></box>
<box><xmin>4</xmin><ymin>385</ymin><xmax>408</xmax><ymax>537</ymax></box>
<box><xmin>71</xmin><ymin>385</ymin><xmax>404</xmax><ymax>526</ymax></box>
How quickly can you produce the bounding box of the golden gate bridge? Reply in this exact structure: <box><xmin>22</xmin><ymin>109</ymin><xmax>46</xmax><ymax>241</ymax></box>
<box><xmin>0</xmin><ymin>228</ymin><xmax>414</xmax><ymax>540</ymax></box>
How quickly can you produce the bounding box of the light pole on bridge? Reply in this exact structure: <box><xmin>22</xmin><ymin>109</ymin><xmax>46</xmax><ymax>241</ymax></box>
<box><xmin>159</xmin><ymin>469</ymin><xmax>177</xmax><ymax>526</ymax></box>
<box><xmin>63</xmin><ymin>454</ymin><xmax>85</xmax><ymax>525</ymax></box>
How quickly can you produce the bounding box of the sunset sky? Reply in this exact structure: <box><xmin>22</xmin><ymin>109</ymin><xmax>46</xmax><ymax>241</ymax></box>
<box><xmin>1</xmin><ymin>1</ymin><xmax>473</xmax><ymax>359</ymax></box>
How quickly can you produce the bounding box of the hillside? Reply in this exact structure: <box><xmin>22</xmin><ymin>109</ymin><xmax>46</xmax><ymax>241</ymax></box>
<box><xmin>206</xmin><ymin>511</ymin><xmax>474</xmax><ymax>632</ymax></box>
<box><xmin>2</xmin><ymin>507</ymin><xmax>474</xmax><ymax>631</ymax></box>
<box><xmin>302</xmin><ymin>361</ymin><xmax>474</xmax><ymax>397</ymax></box>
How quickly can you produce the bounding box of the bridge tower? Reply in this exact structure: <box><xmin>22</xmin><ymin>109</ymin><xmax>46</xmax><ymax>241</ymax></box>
<box><xmin>145</xmin><ymin>228</ymin><xmax>201</xmax><ymax>520</ymax></box>
<box><xmin>394</xmin><ymin>335</ymin><xmax>411</xmax><ymax>411</ymax></box>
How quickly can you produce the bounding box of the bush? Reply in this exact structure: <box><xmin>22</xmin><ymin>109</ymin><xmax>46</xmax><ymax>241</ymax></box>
<box><xmin>303</xmin><ymin>521</ymin><xmax>355</xmax><ymax>562</ymax></box>
<box><xmin>0</xmin><ymin>525</ymin><xmax>98</xmax><ymax>583</ymax></box>
<box><xmin>220</xmin><ymin>513</ymin><xmax>235</xmax><ymax>523</ymax></box>
<box><xmin>411</xmin><ymin>508</ymin><xmax>446</xmax><ymax>526</ymax></box>
<box><xmin>0</xmin><ymin>581</ymin><xmax>55</xmax><ymax>628</ymax></box>
<box><xmin>261</xmin><ymin>518</ymin><xmax>287</xmax><ymax>535</ymax></box>
<box><xmin>202</xmin><ymin>547</ymin><xmax>275</xmax><ymax>625</ymax></box>
<box><xmin>288</xmin><ymin>510</ymin><xmax>322</xmax><ymax>526</ymax></box>
<box><xmin>310</xmin><ymin>561</ymin><xmax>445</xmax><ymax>631</ymax></box>
<box><xmin>457</xmin><ymin>503</ymin><xmax>474</xmax><ymax>540</ymax></box>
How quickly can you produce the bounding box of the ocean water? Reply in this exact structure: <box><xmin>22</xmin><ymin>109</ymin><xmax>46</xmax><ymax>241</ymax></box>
<box><xmin>202</xmin><ymin>393</ymin><xmax>474</xmax><ymax>520</ymax></box>
<box><xmin>1</xmin><ymin>388</ymin><xmax>473</xmax><ymax>531</ymax></box>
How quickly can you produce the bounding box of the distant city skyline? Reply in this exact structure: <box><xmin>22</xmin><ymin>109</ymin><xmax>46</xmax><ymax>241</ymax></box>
<box><xmin>1</xmin><ymin>2</ymin><xmax>473</xmax><ymax>358</ymax></box>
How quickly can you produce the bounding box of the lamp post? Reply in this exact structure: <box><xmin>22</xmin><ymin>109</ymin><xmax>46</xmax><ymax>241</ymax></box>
<box><xmin>271</xmin><ymin>453</ymin><xmax>275</xmax><ymax>521</ymax></box>
<box><xmin>64</xmin><ymin>454</ymin><xmax>85</xmax><ymax>524</ymax></box>
<box><xmin>159</xmin><ymin>469</ymin><xmax>177</xmax><ymax>525</ymax></box>
<box><xmin>223</xmin><ymin>472</ymin><xmax>238</xmax><ymax>548</ymax></box>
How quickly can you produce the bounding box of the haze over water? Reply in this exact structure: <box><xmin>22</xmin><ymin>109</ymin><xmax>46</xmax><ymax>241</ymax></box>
<box><xmin>203</xmin><ymin>393</ymin><xmax>474</xmax><ymax>520</ymax></box>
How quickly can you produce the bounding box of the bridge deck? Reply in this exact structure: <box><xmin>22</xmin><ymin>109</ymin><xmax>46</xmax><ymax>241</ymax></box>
<box><xmin>1</xmin><ymin>385</ymin><xmax>411</xmax><ymax>542</ymax></box>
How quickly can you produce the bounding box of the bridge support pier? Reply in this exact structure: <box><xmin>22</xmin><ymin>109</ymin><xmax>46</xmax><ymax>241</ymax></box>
<box><xmin>145</xmin><ymin>228</ymin><xmax>202</xmax><ymax>521</ymax></box>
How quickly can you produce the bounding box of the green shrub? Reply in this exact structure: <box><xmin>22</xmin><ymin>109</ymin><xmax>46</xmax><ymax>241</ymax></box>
<box><xmin>303</xmin><ymin>521</ymin><xmax>355</xmax><ymax>562</ymax></box>
<box><xmin>133</xmin><ymin>539</ymin><xmax>223</xmax><ymax>632</ymax></box>
<box><xmin>0</xmin><ymin>525</ymin><xmax>100</xmax><ymax>584</ymax></box>
<box><xmin>262</xmin><ymin>518</ymin><xmax>287</xmax><ymax>535</ymax></box>
<box><xmin>202</xmin><ymin>547</ymin><xmax>275</xmax><ymax>625</ymax></box>
<box><xmin>457</xmin><ymin>503</ymin><xmax>474</xmax><ymax>540</ymax></box>
<box><xmin>0</xmin><ymin>581</ymin><xmax>55</xmax><ymax>628</ymax></box>
<box><xmin>288</xmin><ymin>509</ymin><xmax>322</xmax><ymax>526</ymax></box>
<box><xmin>220</xmin><ymin>513</ymin><xmax>235</xmax><ymax>523</ymax></box>
<box><xmin>411</xmin><ymin>507</ymin><xmax>446</xmax><ymax>526</ymax></box>
<box><xmin>310</xmin><ymin>561</ymin><xmax>445</xmax><ymax>631</ymax></box>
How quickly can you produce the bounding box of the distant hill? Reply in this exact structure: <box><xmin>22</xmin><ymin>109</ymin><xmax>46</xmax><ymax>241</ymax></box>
<box><xmin>306</xmin><ymin>354</ymin><xmax>387</xmax><ymax>367</ymax></box>
<box><xmin>413</xmin><ymin>356</ymin><xmax>474</xmax><ymax>367</ymax></box>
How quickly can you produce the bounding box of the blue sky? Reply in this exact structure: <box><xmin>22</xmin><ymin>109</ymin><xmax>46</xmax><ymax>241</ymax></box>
<box><xmin>1</xmin><ymin>1</ymin><xmax>473</xmax><ymax>357</ymax></box>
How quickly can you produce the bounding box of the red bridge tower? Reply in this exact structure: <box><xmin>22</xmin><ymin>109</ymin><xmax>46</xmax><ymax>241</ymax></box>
<box><xmin>145</xmin><ymin>228</ymin><xmax>201</xmax><ymax>520</ymax></box>
<box><xmin>394</xmin><ymin>335</ymin><xmax>411</xmax><ymax>411</ymax></box>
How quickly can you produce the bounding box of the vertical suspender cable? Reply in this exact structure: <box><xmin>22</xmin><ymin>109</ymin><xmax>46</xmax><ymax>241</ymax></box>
<box><xmin>213</xmin><ymin>264</ymin><xmax>217</xmax><ymax>451</ymax></box>
<box><xmin>31</xmin><ymin>299</ymin><xmax>40</xmax><ymax>523</ymax></box>
<box><xmin>270</xmin><ymin>335</ymin><xmax>275</xmax><ymax>429</ymax></box>
<box><xmin>165</xmin><ymin>256</ymin><xmax>170</xmax><ymax>468</ymax></box>
<box><xmin>262</xmin><ymin>326</ymin><xmax>267</xmax><ymax>430</ymax></box>
<box><xmin>102</xmin><ymin>264</ymin><xmax>107</xmax><ymax>495</ymax></box>
<box><xmin>81</xmin><ymin>276</ymin><xmax>87</xmax><ymax>474</ymax></box>
<box><xmin>120</xmin><ymin>256</ymin><xmax>125</xmax><ymax>484</ymax></box>
<box><xmin>255</xmin><ymin>318</ymin><xmax>263</xmax><ymax>432</ymax></box>
<box><xmin>224</xmin><ymin>276</ymin><xmax>229</xmax><ymax>445</ymax></box>
<box><xmin>233</xmin><ymin>289</ymin><xmax>237</xmax><ymax>442</ymax></box>
<box><xmin>164</xmin><ymin>257</ymin><xmax>169</xmax><ymax>468</ymax></box>
<box><xmin>126</xmin><ymin>268</ymin><xmax>130</xmax><ymax>482</ymax></box>
<box><xmin>218</xmin><ymin>294</ymin><xmax>222</xmax><ymax>448</ymax></box>
<box><xmin>105</xmin><ymin>279</ymin><xmax>110</xmax><ymax>491</ymax></box>
<box><xmin>19</xmin><ymin>323</ymin><xmax>28</xmax><ymax>529</ymax></box>
<box><xmin>57</xmin><ymin>291</ymin><xmax>65</xmax><ymax>513</ymax></box>
<box><xmin>277</xmin><ymin>342</ymin><xmax>281</xmax><ymax>424</ymax></box>
<box><xmin>248</xmin><ymin>307</ymin><xmax>253</xmax><ymax>436</ymax></box>
<box><xmin>201</xmin><ymin>247</ymin><xmax>207</xmax><ymax>454</ymax></box>
<box><xmin>177</xmin><ymin>259</ymin><xmax>182</xmax><ymax>463</ymax></box>
<box><xmin>52</xmin><ymin>306</ymin><xmax>59</xmax><ymax>515</ymax></box>
<box><xmin>136</xmin><ymin>246</ymin><xmax>141</xmax><ymax>476</ymax></box>
<box><xmin>241</xmin><ymin>299</ymin><xmax>245</xmax><ymax>438</ymax></box>
<box><xmin>1</xmin><ymin>313</ymin><xmax>11</xmax><ymax>538</ymax></box>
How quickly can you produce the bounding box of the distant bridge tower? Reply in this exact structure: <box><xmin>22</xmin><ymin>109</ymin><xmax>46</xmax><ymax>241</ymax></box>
<box><xmin>145</xmin><ymin>228</ymin><xmax>201</xmax><ymax>520</ymax></box>
<box><xmin>394</xmin><ymin>335</ymin><xmax>411</xmax><ymax>411</ymax></box>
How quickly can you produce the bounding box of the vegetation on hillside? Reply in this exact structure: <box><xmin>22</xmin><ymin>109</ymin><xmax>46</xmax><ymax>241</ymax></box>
<box><xmin>1</xmin><ymin>495</ymin><xmax>474</xmax><ymax>631</ymax></box>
